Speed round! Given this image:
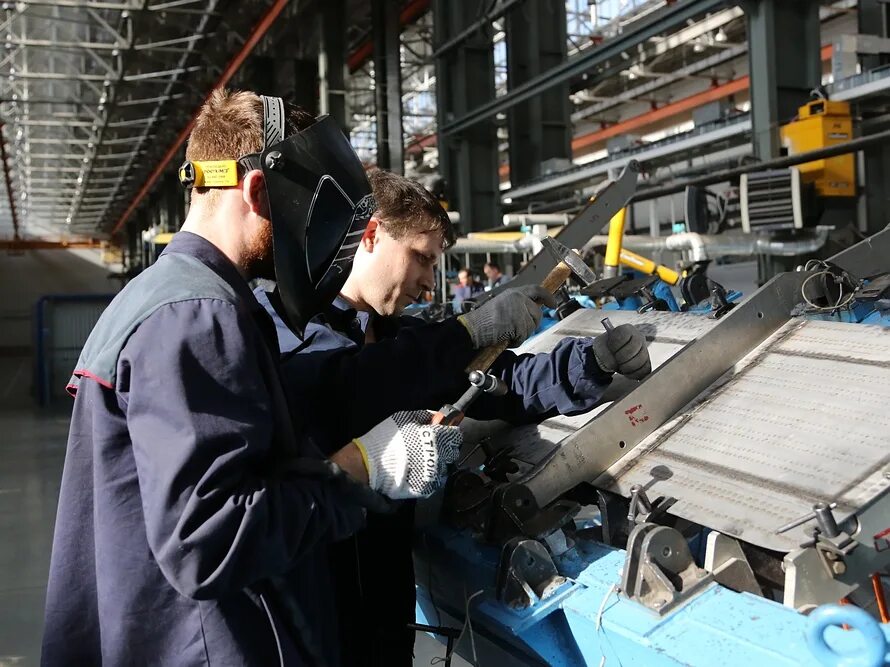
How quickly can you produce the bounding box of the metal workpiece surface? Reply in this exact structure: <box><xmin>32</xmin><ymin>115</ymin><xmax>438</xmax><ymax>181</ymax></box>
<box><xmin>600</xmin><ymin>319</ymin><xmax>890</xmax><ymax>552</ymax></box>
<box><xmin>520</xmin><ymin>270</ymin><xmax>812</xmax><ymax>508</ymax></box>
<box><xmin>493</xmin><ymin>304</ymin><xmax>890</xmax><ymax>552</ymax></box>
<box><xmin>491</xmin><ymin>308</ymin><xmax>721</xmax><ymax>464</ymax></box>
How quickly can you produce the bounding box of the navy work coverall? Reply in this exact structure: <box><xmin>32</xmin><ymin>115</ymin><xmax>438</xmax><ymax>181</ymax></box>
<box><xmin>43</xmin><ymin>232</ymin><xmax>366</xmax><ymax>667</ymax></box>
<box><xmin>256</xmin><ymin>289</ymin><xmax>612</xmax><ymax>666</ymax></box>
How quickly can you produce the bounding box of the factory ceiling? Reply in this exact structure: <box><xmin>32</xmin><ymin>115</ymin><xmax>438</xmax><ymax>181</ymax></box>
<box><xmin>0</xmin><ymin>0</ymin><xmax>279</xmax><ymax>242</ymax></box>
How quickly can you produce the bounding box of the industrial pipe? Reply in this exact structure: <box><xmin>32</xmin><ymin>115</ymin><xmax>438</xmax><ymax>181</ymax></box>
<box><xmin>446</xmin><ymin>212</ymin><xmax>570</xmax><ymax>227</ymax></box>
<box><xmin>603</xmin><ymin>208</ymin><xmax>627</xmax><ymax>278</ymax></box>
<box><xmin>450</xmin><ymin>228</ymin><xmax>829</xmax><ymax>260</ymax></box>
<box><xmin>619</xmin><ymin>248</ymin><xmax>681</xmax><ymax>285</ymax></box>
<box><xmin>585</xmin><ymin>228</ymin><xmax>831</xmax><ymax>260</ymax></box>
<box><xmin>447</xmin><ymin>236</ymin><xmax>537</xmax><ymax>254</ymax></box>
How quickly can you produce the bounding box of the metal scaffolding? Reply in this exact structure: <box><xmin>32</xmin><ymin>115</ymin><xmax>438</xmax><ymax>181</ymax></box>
<box><xmin>0</xmin><ymin>0</ymin><xmax>277</xmax><ymax>241</ymax></box>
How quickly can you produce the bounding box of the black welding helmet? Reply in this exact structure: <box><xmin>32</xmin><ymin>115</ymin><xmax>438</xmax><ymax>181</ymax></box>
<box><xmin>182</xmin><ymin>95</ymin><xmax>374</xmax><ymax>334</ymax></box>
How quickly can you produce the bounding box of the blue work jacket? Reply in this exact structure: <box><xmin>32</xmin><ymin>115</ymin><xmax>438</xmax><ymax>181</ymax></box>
<box><xmin>253</xmin><ymin>289</ymin><xmax>613</xmax><ymax>667</ymax></box>
<box><xmin>255</xmin><ymin>290</ymin><xmax>613</xmax><ymax>456</ymax></box>
<box><xmin>42</xmin><ymin>233</ymin><xmax>365</xmax><ymax>667</ymax></box>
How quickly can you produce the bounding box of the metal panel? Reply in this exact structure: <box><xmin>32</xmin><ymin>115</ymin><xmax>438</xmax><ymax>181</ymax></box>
<box><xmin>600</xmin><ymin>320</ymin><xmax>890</xmax><ymax>552</ymax></box>
<box><xmin>521</xmin><ymin>270</ymin><xmax>813</xmax><ymax>506</ymax></box>
<box><xmin>480</xmin><ymin>308</ymin><xmax>722</xmax><ymax>463</ymax></box>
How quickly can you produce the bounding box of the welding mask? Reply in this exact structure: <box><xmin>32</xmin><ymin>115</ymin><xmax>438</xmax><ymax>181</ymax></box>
<box><xmin>179</xmin><ymin>95</ymin><xmax>374</xmax><ymax>333</ymax></box>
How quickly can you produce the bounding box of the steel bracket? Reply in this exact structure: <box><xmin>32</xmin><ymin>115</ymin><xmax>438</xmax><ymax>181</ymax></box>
<box><xmin>496</xmin><ymin>537</ymin><xmax>566</xmax><ymax>609</ymax></box>
<box><xmin>621</xmin><ymin>523</ymin><xmax>714</xmax><ymax>614</ymax></box>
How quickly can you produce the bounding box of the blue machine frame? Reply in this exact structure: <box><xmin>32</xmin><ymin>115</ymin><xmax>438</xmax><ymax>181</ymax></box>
<box><xmin>416</xmin><ymin>523</ymin><xmax>890</xmax><ymax>667</ymax></box>
<box><xmin>414</xmin><ymin>229</ymin><xmax>890</xmax><ymax>667</ymax></box>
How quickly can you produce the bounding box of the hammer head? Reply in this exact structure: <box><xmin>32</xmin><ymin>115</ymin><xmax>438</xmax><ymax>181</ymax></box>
<box><xmin>542</xmin><ymin>236</ymin><xmax>597</xmax><ymax>287</ymax></box>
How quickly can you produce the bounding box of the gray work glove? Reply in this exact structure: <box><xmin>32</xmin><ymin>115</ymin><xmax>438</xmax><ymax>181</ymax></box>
<box><xmin>591</xmin><ymin>323</ymin><xmax>652</xmax><ymax>380</ymax></box>
<box><xmin>457</xmin><ymin>285</ymin><xmax>558</xmax><ymax>349</ymax></box>
<box><xmin>353</xmin><ymin>410</ymin><xmax>462</xmax><ymax>500</ymax></box>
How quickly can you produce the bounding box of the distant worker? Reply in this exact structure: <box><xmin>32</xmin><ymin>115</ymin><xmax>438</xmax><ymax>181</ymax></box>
<box><xmin>453</xmin><ymin>267</ymin><xmax>485</xmax><ymax>311</ymax></box>
<box><xmin>484</xmin><ymin>260</ymin><xmax>509</xmax><ymax>290</ymax></box>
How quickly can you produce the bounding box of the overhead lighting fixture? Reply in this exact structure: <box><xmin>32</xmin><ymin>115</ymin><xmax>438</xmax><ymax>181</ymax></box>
<box><xmin>693</xmin><ymin>39</ymin><xmax>705</xmax><ymax>53</ymax></box>
<box><xmin>715</xmin><ymin>27</ymin><xmax>727</xmax><ymax>43</ymax></box>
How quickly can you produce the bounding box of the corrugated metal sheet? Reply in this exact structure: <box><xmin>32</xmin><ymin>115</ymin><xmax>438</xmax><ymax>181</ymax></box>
<box><xmin>37</xmin><ymin>296</ymin><xmax>113</xmax><ymax>404</ymax></box>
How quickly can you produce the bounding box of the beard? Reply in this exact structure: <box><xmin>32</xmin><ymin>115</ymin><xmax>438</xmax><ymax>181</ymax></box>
<box><xmin>243</xmin><ymin>218</ymin><xmax>276</xmax><ymax>280</ymax></box>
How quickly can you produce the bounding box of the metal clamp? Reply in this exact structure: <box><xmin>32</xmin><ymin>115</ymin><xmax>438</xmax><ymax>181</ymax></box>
<box><xmin>776</xmin><ymin>501</ymin><xmax>856</xmax><ymax>578</ymax></box>
<box><xmin>496</xmin><ymin>538</ymin><xmax>566</xmax><ymax>609</ymax></box>
<box><xmin>626</xmin><ymin>485</ymin><xmax>677</xmax><ymax>529</ymax></box>
<box><xmin>620</xmin><ymin>523</ymin><xmax>713</xmax><ymax>614</ymax></box>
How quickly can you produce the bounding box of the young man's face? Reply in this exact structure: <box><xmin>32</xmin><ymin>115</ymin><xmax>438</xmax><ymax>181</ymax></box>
<box><xmin>356</xmin><ymin>220</ymin><xmax>443</xmax><ymax>316</ymax></box>
<box><xmin>483</xmin><ymin>265</ymin><xmax>498</xmax><ymax>280</ymax></box>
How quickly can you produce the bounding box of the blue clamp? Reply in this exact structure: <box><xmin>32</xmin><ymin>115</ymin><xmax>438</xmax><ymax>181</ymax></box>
<box><xmin>807</xmin><ymin>604</ymin><xmax>888</xmax><ymax>667</ymax></box>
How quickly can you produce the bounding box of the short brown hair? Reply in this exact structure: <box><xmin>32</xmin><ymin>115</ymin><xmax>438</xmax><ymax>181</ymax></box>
<box><xmin>369</xmin><ymin>169</ymin><xmax>456</xmax><ymax>249</ymax></box>
<box><xmin>186</xmin><ymin>88</ymin><xmax>315</xmax><ymax>161</ymax></box>
<box><xmin>185</xmin><ymin>88</ymin><xmax>314</xmax><ymax>201</ymax></box>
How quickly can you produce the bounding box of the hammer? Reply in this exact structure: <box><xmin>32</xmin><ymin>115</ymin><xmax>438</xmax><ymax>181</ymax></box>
<box><xmin>431</xmin><ymin>370</ymin><xmax>508</xmax><ymax>426</ymax></box>
<box><xmin>463</xmin><ymin>236</ymin><xmax>597</xmax><ymax>374</ymax></box>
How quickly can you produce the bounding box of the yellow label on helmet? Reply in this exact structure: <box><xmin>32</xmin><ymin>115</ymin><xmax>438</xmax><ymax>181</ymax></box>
<box><xmin>192</xmin><ymin>160</ymin><xmax>240</xmax><ymax>187</ymax></box>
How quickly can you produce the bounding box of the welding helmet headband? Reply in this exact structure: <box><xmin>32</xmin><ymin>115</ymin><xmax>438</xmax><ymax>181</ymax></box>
<box><xmin>239</xmin><ymin>96</ymin><xmax>374</xmax><ymax>334</ymax></box>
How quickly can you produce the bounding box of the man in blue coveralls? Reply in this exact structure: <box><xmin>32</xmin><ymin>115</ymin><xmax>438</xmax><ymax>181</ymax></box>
<box><xmin>256</xmin><ymin>169</ymin><xmax>652</xmax><ymax>666</ymax></box>
<box><xmin>39</xmin><ymin>90</ymin><xmax>538</xmax><ymax>667</ymax></box>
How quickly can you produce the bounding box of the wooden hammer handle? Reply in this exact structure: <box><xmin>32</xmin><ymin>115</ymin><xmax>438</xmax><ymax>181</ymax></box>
<box><xmin>540</xmin><ymin>261</ymin><xmax>573</xmax><ymax>293</ymax></box>
<box><xmin>464</xmin><ymin>260</ymin><xmax>574</xmax><ymax>373</ymax></box>
<box><xmin>464</xmin><ymin>340</ymin><xmax>510</xmax><ymax>374</ymax></box>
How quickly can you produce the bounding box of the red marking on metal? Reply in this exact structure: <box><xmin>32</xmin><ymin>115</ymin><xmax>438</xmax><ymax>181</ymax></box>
<box><xmin>625</xmin><ymin>404</ymin><xmax>649</xmax><ymax>426</ymax></box>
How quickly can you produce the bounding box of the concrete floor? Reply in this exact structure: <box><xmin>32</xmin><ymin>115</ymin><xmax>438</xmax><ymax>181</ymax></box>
<box><xmin>0</xmin><ymin>406</ymin><xmax>69</xmax><ymax>666</ymax></box>
<box><xmin>0</xmin><ymin>401</ymin><xmax>471</xmax><ymax>667</ymax></box>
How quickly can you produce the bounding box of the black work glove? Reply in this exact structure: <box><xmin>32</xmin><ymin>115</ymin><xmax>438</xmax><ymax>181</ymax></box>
<box><xmin>591</xmin><ymin>323</ymin><xmax>652</xmax><ymax>380</ymax></box>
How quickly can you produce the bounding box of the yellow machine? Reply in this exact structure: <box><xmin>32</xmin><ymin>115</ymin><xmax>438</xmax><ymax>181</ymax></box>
<box><xmin>780</xmin><ymin>99</ymin><xmax>855</xmax><ymax>197</ymax></box>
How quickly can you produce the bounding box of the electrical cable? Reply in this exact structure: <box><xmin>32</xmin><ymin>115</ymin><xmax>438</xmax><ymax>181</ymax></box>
<box><xmin>430</xmin><ymin>589</ymin><xmax>484</xmax><ymax>666</ymax></box>
<box><xmin>800</xmin><ymin>260</ymin><xmax>859</xmax><ymax>313</ymax></box>
<box><xmin>595</xmin><ymin>584</ymin><xmax>625</xmax><ymax>667</ymax></box>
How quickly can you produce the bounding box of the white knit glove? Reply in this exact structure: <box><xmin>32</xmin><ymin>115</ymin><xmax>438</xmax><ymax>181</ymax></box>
<box><xmin>353</xmin><ymin>410</ymin><xmax>462</xmax><ymax>500</ymax></box>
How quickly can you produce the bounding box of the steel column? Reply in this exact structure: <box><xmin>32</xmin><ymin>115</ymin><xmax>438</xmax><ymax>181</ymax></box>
<box><xmin>0</xmin><ymin>124</ymin><xmax>20</xmax><ymax>239</ymax></box>
<box><xmin>857</xmin><ymin>0</ymin><xmax>890</xmax><ymax>235</ymax></box>
<box><xmin>319</xmin><ymin>0</ymin><xmax>346</xmax><ymax>127</ymax></box>
<box><xmin>858</xmin><ymin>0</ymin><xmax>890</xmax><ymax>72</ymax></box>
<box><xmin>505</xmin><ymin>0</ymin><xmax>571</xmax><ymax>187</ymax></box>
<box><xmin>744</xmin><ymin>0</ymin><xmax>821</xmax><ymax>159</ymax></box>
<box><xmin>372</xmin><ymin>0</ymin><xmax>403</xmax><ymax>172</ymax></box>
<box><xmin>434</xmin><ymin>0</ymin><xmax>499</xmax><ymax>232</ymax></box>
